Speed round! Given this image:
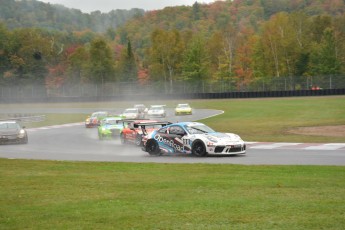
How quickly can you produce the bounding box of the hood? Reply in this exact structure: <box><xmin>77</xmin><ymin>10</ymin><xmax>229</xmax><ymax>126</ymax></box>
<box><xmin>205</xmin><ymin>132</ymin><xmax>242</xmax><ymax>141</ymax></box>
<box><xmin>0</xmin><ymin>128</ymin><xmax>19</xmax><ymax>135</ymax></box>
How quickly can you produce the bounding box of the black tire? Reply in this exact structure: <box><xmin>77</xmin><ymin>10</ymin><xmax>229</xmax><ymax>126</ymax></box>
<box><xmin>21</xmin><ymin>135</ymin><xmax>28</xmax><ymax>144</ymax></box>
<box><xmin>135</xmin><ymin>134</ymin><xmax>143</xmax><ymax>146</ymax></box>
<box><xmin>120</xmin><ymin>133</ymin><xmax>126</xmax><ymax>144</ymax></box>
<box><xmin>192</xmin><ymin>141</ymin><xmax>207</xmax><ymax>157</ymax></box>
<box><xmin>146</xmin><ymin>139</ymin><xmax>161</xmax><ymax>156</ymax></box>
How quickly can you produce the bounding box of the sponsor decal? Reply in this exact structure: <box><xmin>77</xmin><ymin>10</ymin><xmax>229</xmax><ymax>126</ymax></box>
<box><xmin>154</xmin><ymin>134</ymin><xmax>184</xmax><ymax>152</ymax></box>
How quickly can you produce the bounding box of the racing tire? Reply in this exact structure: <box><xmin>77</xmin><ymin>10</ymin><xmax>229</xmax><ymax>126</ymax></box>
<box><xmin>21</xmin><ymin>136</ymin><xmax>28</xmax><ymax>144</ymax></box>
<box><xmin>146</xmin><ymin>139</ymin><xmax>161</xmax><ymax>156</ymax></box>
<box><xmin>192</xmin><ymin>141</ymin><xmax>207</xmax><ymax>157</ymax></box>
<box><xmin>120</xmin><ymin>133</ymin><xmax>126</xmax><ymax>144</ymax></box>
<box><xmin>135</xmin><ymin>134</ymin><xmax>143</xmax><ymax>146</ymax></box>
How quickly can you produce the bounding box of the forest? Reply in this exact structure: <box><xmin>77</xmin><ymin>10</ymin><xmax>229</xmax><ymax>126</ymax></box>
<box><xmin>0</xmin><ymin>0</ymin><xmax>344</xmax><ymax>95</ymax></box>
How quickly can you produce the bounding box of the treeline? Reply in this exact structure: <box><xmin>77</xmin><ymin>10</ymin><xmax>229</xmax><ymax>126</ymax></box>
<box><xmin>0</xmin><ymin>0</ymin><xmax>144</xmax><ymax>32</ymax></box>
<box><xmin>0</xmin><ymin>0</ymin><xmax>344</xmax><ymax>92</ymax></box>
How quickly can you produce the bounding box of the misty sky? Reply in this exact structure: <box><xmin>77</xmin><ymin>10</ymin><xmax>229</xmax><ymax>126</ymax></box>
<box><xmin>39</xmin><ymin>0</ymin><xmax>217</xmax><ymax>13</ymax></box>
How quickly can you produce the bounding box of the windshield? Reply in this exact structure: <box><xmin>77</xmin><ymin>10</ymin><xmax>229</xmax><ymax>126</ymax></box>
<box><xmin>150</xmin><ymin>106</ymin><xmax>163</xmax><ymax>111</ymax></box>
<box><xmin>0</xmin><ymin>122</ymin><xmax>20</xmax><ymax>130</ymax></box>
<box><xmin>104</xmin><ymin>119</ymin><xmax>120</xmax><ymax>125</ymax></box>
<box><xmin>178</xmin><ymin>104</ymin><xmax>190</xmax><ymax>108</ymax></box>
<box><xmin>91</xmin><ymin>112</ymin><xmax>107</xmax><ymax>118</ymax></box>
<box><xmin>185</xmin><ymin>124</ymin><xmax>215</xmax><ymax>134</ymax></box>
<box><xmin>124</xmin><ymin>109</ymin><xmax>137</xmax><ymax>114</ymax></box>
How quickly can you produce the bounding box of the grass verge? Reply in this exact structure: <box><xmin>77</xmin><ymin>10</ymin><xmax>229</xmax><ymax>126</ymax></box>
<box><xmin>1</xmin><ymin>159</ymin><xmax>345</xmax><ymax>229</ymax></box>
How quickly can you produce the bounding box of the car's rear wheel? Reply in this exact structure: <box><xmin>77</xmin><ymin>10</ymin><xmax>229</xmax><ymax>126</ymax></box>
<box><xmin>120</xmin><ymin>133</ymin><xmax>126</xmax><ymax>144</ymax></box>
<box><xmin>146</xmin><ymin>139</ymin><xmax>161</xmax><ymax>156</ymax></box>
<box><xmin>192</xmin><ymin>141</ymin><xmax>207</xmax><ymax>157</ymax></box>
<box><xmin>135</xmin><ymin>134</ymin><xmax>143</xmax><ymax>146</ymax></box>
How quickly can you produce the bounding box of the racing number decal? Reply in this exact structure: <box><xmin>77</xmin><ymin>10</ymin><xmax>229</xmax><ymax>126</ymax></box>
<box><xmin>183</xmin><ymin>138</ymin><xmax>190</xmax><ymax>146</ymax></box>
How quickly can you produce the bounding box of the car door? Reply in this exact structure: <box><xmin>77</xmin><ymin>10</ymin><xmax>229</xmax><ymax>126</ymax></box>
<box><xmin>166</xmin><ymin>125</ymin><xmax>187</xmax><ymax>153</ymax></box>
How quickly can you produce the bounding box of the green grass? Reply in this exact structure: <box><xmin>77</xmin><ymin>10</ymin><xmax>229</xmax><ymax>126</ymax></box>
<box><xmin>1</xmin><ymin>159</ymin><xmax>345</xmax><ymax>230</ymax></box>
<box><xmin>1</xmin><ymin>96</ymin><xmax>344</xmax><ymax>142</ymax></box>
<box><xmin>1</xmin><ymin>97</ymin><xmax>345</xmax><ymax>229</ymax></box>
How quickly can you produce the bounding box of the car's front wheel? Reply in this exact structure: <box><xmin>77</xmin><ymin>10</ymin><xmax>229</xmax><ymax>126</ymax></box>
<box><xmin>192</xmin><ymin>141</ymin><xmax>207</xmax><ymax>157</ymax></box>
<box><xmin>146</xmin><ymin>139</ymin><xmax>161</xmax><ymax>156</ymax></box>
<box><xmin>21</xmin><ymin>135</ymin><xmax>28</xmax><ymax>144</ymax></box>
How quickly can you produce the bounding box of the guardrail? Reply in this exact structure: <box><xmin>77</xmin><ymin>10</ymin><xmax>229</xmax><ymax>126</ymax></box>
<box><xmin>1</xmin><ymin>115</ymin><xmax>46</xmax><ymax>123</ymax></box>
<box><xmin>0</xmin><ymin>89</ymin><xmax>344</xmax><ymax>103</ymax></box>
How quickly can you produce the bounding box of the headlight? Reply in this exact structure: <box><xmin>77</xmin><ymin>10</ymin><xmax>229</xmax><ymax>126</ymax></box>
<box><xmin>102</xmin><ymin>127</ymin><xmax>106</xmax><ymax>131</ymax></box>
<box><xmin>206</xmin><ymin>136</ymin><xmax>218</xmax><ymax>143</ymax></box>
<box><xmin>18</xmin><ymin>129</ymin><xmax>26</xmax><ymax>138</ymax></box>
<box><xmin>233</xmin><ymin>135</ymin><xmax>242</xmax><ymax>141</ymax></box>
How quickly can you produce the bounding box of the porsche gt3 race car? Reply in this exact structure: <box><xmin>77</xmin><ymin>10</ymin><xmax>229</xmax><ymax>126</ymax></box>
<box><xmin>97</xmin><ymin>116</ymin><xmax>125</xmax><ymax>140</ymax></box>
<box><xmin>147</xmin><ymin>105</ymin><xmax>166</xmax><ymax>118</ymax></box>
<box><xmin>175</xmin><ymin>103</ymin><xmax>192</xmax><ymax>115</ymax></box>
<box><xmin>142</xmin><ymin>122</ymin><xmax>246</xmax><ymax>157</ymax></box>
<box><xmin>0</xmin><ymin>120</ymin><xmax>28</xmax><ymax>144</ymax></box>
<box><xmin>120</xmin><ymin>120</ymin><xmax>171</xmax><ymax>146</ymax></box>
<box><xmin>85</xmin><ymin>111</ymin><xmax>108</xmax><ymax>128</ymax></box>
<box><xmin>122</xmin><ymin>108</ymin><xmax>142</xmax><ymax>119</ymax></box>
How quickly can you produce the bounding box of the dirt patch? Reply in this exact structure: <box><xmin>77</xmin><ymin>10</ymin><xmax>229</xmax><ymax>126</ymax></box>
<box><xmin>288</xmin><ymin>125</ymin><xmax>345</xmax><ymax>137</ymax></box>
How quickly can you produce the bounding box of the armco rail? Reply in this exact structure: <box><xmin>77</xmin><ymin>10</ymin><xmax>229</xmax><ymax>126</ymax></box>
<box><xmin>3</xmin><ymin>115</ymin><xmax>46</xmax><ymax>123</ymax></box>
<box><xmin>0</xmin><ymin>88</ymin><xmax>344</xmax><ymax>103</ymax></box>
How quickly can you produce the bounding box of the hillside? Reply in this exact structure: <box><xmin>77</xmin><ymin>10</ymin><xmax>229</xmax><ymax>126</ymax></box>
<box><xmin>0</xmin><ymin>0</ymin><xmax>344</xmax><ymax>94</ymax></box>
<box><xmin>0</xmin><ymin>0</ymin><xmax>144</xmax><ymax>32</ymax></box>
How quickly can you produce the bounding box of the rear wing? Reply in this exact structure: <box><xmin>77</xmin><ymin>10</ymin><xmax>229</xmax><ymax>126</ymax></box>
<box><xmin>135</xmin><ymin>121</ymin><xmax>171</xmax><ymax>135</ymax></box>
<box><xmin>134</xmin><ymin>121</ymin><xmax>171</xmax><ymax>128</ymax></box>
<box><xmin>116</xmin><ymin>119</ymin><xmax>145</xmax><ymax>126</ymax></box>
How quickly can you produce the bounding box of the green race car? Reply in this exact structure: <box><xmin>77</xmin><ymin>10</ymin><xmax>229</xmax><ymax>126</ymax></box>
<box><xmin>97</xmin><ymin>116</ymin><xmax>125</xmax><ymax>140</ymax></box>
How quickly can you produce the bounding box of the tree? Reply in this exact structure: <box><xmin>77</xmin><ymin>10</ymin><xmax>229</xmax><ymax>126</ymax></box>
<box><xmin>67</xmin><ymin>46</ymin><xmax>89</xmax><ymax>83</ymax></box>
<box><xmin>88</xmin><ymin>38</ymin><xmax>115</xmax><ymax>84</ymax></box>
<box><xmin>181</xmin><ymin>35</ymin><xmax>210</xmax><ymax>83</ymax></box>
<box><xmin>117</xmin><ymin>39</ymin><xmax>137</xmax><ymax>82</ymax></box>
<box><xmin>148</xmin><ymin>29</ymin><xmax>184</xmax><ymax>93</ymax></box>
<box><xmin>309</xmin><ymin>28</ymin><xmax>341</xmax><ymax>76</ymax></box>
<box><xmin>5</xmin><ymin>28</ymin><xmax>51</xmax><ymax>85</ymax></box>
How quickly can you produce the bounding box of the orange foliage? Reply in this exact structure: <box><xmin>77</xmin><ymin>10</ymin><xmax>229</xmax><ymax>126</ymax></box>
<box><xmin>137</xmin><ymin>68</ymin><xmax>149</xmax><ymax>85</ymax></box>
<box><xmin>45</xmin><ymin>64</ymin><xmax>66</xmax><ymax>89</ymax></box>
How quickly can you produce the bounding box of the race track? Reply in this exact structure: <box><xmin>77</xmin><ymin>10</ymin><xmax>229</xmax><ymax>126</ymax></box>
<box><xmin>1</xmin><ymin>108</ymin><xmax>344</xmax><ymax>165</ymax></box>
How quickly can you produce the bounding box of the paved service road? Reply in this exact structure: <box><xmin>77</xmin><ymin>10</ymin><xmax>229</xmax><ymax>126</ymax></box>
<box><xmin>0</xmin><ymin>108</ymin><xmax>344</xmax><ymax>165</ymax></box>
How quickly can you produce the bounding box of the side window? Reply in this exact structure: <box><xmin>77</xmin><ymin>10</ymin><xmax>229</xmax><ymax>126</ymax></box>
<box><xmin>169</xmin><ymin>126</ymin><xmax>185</xmax><ymax>135</ymax></box>
<box><xmin>158</xmin><ymin>127</ymin><xmax>168</xmax><ymax>134</ymax></box>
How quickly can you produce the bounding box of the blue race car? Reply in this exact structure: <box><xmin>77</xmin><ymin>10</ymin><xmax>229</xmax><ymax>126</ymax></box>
<box><xmin>142</xmin><ymin>122</ymin><xmax>246</xmax><ymax>157</ymax></box>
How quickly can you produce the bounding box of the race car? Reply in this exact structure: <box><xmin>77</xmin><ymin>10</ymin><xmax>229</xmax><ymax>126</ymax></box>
<box><xmin>97</xmin><ymin>116</ymin><xmax>125</xmax><ymax>140</ymax></box>
<box><xmin>142</xmin><ymin>122</ymin><xmax>246</xmax><ymax>157</ymax></box>
<box><xmin>147</xmin><ymin>105</ymin><xmax>166</xmax><ymax>118</ymax></box>
<box><xmin>175</xmin><ymin>103</ymin><xmax>192</xmax><ymax>115</ymax></box>
<box><xmin>85</xmin><ymin>111</ymin><xmax>108</xmax><ymax>128</ymax></box>
<box><xmin>120</xmin><ymin>120</ymin><xmax>171</xmax><ymax>146</ymax></box>
<box><xmin>0</xmin><ymin>120</ymin><xmax>28</xmax><ymax>144</ymax></box>
<box><xmin>122</xmin><ymin>108</ymin><xmax>141</xmax><ymax>119</ymax></box>
<box><xmin>134</xmin><ymin>104</ymin><xmax>148</xmax><ymax>118</ymax></box>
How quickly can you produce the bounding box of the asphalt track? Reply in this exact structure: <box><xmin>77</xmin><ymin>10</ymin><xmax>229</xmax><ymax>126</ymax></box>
<box><xmin>0</xmin><ymin>108</ymin><xmax>344</xmax><ymax>165</ymax></box>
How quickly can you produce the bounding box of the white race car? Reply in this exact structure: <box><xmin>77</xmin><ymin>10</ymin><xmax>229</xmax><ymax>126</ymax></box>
<box><xmin>147</xmin><ymin>105</ymin><xmax>166</xmax><ymax>118</ymax></box>
<box><xmin>142</xmin><ymin>122</ymin><xmax>246</xmax><ymax>156</ymax></box>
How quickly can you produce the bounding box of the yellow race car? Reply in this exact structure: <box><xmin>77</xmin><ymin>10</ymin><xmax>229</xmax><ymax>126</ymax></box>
<box><xmin>175</xmin><ymin>103</ymin><xmax>192</xmax><ymax>115</ymax></box>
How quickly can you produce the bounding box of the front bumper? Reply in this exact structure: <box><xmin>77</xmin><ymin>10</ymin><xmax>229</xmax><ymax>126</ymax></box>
<box><xmin>175</xmin><ymin>110</ymin><xmax>192</xmax><ymax>115</ymax></box>
<box><xmin>207</xmin><ymin>144</ymin><xmax>246</xmax><ymax>155</ymax></box>
<box><xmin>0</xmin><ymin>135</ymin><xmax>27</xmax><ymax>144</ymax></box>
